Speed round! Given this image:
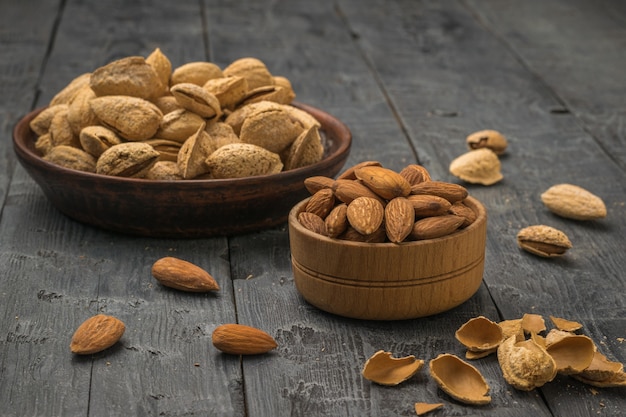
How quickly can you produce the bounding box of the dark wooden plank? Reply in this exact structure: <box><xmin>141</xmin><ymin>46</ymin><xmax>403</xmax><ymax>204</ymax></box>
<box><xmin>0</xmin><ymin>0</ymin><xmax>60</xmax><ymax>212</ymax></box>
<box><xmin>0</xmin><ymin>2</ymin><xmax>74</xmax><ymax>416</ymax></box>
<box><xmin>338</xmin><ymin>0</ymin><xmax>626</xmax><ymax>415</ymax></box>
<box><xmin>203</xmin><ymin>0</ymin><xmax>417</xmax><ymax>172</ymax></box>
<box><xmin>204</xmin><ymin>1</ymin><xmax>533</xmax><ymax>416</ymax></box>
<box><xmin>0</xmin><ymin>0</ymin><xmax>243</xmax><ymax>415</ymax></box>
<box><xmin>464</xmin><ymin>0</ymin><xmax>626</xmax><ymax>170</ymax></box>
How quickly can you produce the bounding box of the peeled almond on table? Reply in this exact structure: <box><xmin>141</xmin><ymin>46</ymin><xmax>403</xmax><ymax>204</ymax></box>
<box><xmin>362</xmin><ymin>350</ymin><xmax>424</xmax><ymax>386</ymax></box>
<box><xmin>455</xmin><ymin>316</ymin><xmax>504</xmax><ymax>353</ymax></box>
<box><xmin>429</xmin><ymin>353</ymin><xmax>491</xmax><ymax>405</ymax></box>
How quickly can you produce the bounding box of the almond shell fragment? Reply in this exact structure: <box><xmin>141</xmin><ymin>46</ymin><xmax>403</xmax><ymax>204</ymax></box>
<box><xmin>429</xmin><ymin>353</ymin><xmax>491</xmax><ymax>405</ymax></box>
<box><xmin>497</xmin><ymin>335</ymin><xmax>557</xmax><ymax>391</ymax></box>
<box><xmin>455</xmin><ymin>316</ymin><xmax>504</xmax><ymax>353</ymax></box>
<box><xmin>362</xmin><ymin>350</ymin><xmax>424</xmax><ymax>386</ymax></box>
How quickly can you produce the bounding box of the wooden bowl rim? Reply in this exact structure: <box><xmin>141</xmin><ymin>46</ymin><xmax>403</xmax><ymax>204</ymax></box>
<box><xmin>12</xmin><ymin>101</ymin><xmax>352</xmax><ymax>188</ymax></box>
<box><xmin>289</xmin><ymin>195</ymin><xmax>487</xmax><ymax>248</ymax></box>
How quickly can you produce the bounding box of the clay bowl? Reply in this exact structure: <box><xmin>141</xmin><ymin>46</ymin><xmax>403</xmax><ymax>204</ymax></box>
<box><xmin>12</xmin><ymin>102</ymin><xmax>351</xmax><ymax>237</ymax></box>
<box><xmin>288</xmin><ymin>196</ymin><xmax>487</xmax><ymax>320</ymax></box>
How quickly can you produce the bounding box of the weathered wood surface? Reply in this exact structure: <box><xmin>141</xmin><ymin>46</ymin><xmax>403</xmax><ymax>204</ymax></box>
<box><xmin>0</xmin><ymin>0</ymin><xmax>624</xmax><ymax>416</ymax></box>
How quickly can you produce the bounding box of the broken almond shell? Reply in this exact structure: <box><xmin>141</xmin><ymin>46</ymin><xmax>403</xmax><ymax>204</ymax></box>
<box><xmin>455</xmin><ymin>316</ymin><xmax>504</xmax><ymax>352</ymax></box>
<box><xmin>549</xmin><ymin>315</ymin><xmax>583</xmax><ymax>332</ymax></box>
<box><xmin>414</xmin><ymin>402</ymin><xmax>444</xmax><ymax>415</ymax></box>
<box><xmin>545</xmin><ymin>332</ymin><xmax>596</xmax><ymax>375</ymax></box>
<box><xmin>572</xmin><ymin>350</ymin><xmax>626</xmax><ymax>387</ymax></box>
<box><xmin>497</xmin><ymin>335</ymin><xmax>557</xmax><ymax>391</ymax></box>
<box><xmin>429</xmin><ymin>353</ymin><xmax>491</xmax><ymax>405</ymax></box>
<box><xmin>362</xmin><ymin>350</ymin><xmax>424</xmax><ymax>386</ymax></box>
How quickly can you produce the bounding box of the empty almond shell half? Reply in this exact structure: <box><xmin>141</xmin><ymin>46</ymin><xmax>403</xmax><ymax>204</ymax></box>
<box><xmin>429</xmin><ymin>353</ymin><xmax>491</xmax><ymax>405</ymax></box>
<box><xmin>361</xmin><ymin>350</ymin><xmax>424</xmax><ymax>386</ymax></box>
<box><xmin>572</xmin><ymin>350</ymin><xmax>626</xmax><ymax>387</ymax></box>
<box><xmin>549</xmin><ymin>315</ymin><xmax>583</xmax><ymax>332</ymax></box>
<box><xmin>521</xmin><ymin>313</ymin><xmax>547</xmax><ymax>334</ymax></box>
<box><xmin>545</xmin><ymin>332</ymin><xmax>595</xmax><ymax>375</ymax></box>
<box><xmin>466</xmin><ymin>129</ymin><xmax>508</xmax><ymax>155</ymax></box>
<box><xmin>455</xmin><ymin>316</ymin><xmax>504</xmax><ymax>353</ymax></box>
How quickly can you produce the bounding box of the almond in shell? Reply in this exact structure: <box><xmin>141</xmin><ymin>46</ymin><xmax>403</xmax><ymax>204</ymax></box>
<box><xmin>170</xmin><ymin>61</ymin><xmax>223</xmax><ymax>86</ymax></box>
<box><xmin>540</xmin><ymin>184</ymin><xmax>606</xmax><ymax>220</ymax></box>
<box><xmin>449</xmin><ymin>148</ymin><xmax>503</xmax><ymax>186</ymax></box>
<box><xmin>89</xmin><ymin>95</ymin><xmax>163</xmax><ymax>141</ymax></box>
<box><xmin>516</xmin><ymin>225</ymin><xmax>572</xmax><ymax>257</ymax></box>
<box><xmin>205</xmin><ymin>143</ymin><xmax>283</xmax><ymax>179</ymax></box>
<box><xmin>96</xmin><ymin>142</ymin><xmax>159</xmax><ymax>178</ymax></box>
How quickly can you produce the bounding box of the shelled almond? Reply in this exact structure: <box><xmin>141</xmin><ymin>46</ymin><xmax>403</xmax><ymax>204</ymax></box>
<box><xmin>31</xmin><ymin>49</ymin><xmax>324</xmax><ymax>179</ymax></box>
<box><xmin>300</xmin><ymin>163</ymin><xmax>475</xmax><ymax>243</ymax></box>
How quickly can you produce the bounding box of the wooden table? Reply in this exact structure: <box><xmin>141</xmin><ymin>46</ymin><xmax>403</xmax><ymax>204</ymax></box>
<box><xmin>1</xmin><ymin>0</ymin><xmax>624</xmax><ymax>416</ymax></box>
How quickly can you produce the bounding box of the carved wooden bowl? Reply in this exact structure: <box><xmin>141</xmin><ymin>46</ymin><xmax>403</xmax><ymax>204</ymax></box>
<box><xmin>288</xmin><ymin>196</ymin><xmax>487</xmax><ymax>320</ymax></box>
<box><xmin>13</xmin><ymin>102</ymin><xmax>351</xmax><ymax>237</ymax></box>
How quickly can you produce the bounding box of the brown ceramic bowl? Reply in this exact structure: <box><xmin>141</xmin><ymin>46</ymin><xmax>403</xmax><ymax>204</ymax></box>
<box><xmin>288</xmin><ymin>196</ymin><xmax>487</xmax><ymax>320</ymax></box>
<box><xmin>13</xmin><ymin>102</ymin><xmax>351</xmax><ymax>237</ymax></box>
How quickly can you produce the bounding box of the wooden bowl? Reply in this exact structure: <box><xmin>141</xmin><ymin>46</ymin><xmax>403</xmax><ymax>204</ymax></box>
<box><xmin>288</xmin><ymin>196</ymin><xmax>487</xmax><ymax>320</ymax></box>
<box><xmin>12</xmin><ymin>102</ymin><xmax>351</xmax><ymax>237</ymax></box>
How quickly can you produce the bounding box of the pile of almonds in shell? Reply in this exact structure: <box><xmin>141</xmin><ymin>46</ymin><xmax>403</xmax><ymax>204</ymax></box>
<box><xmin>30</xmin><ymin>49</ymin><xmax>324</xmax><ymax>180</ymax></box>
<box><xmin>299</xmin><ymin>161</ymin><xmax>476</xmax><ymax>243</ymax></box>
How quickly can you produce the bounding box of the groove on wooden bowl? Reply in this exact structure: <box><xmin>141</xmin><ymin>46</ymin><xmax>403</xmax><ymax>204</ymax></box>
<box><xmin>288</xmin><ymin>196</ymin><xmax>487</xmax><ymax>320</ymax></box>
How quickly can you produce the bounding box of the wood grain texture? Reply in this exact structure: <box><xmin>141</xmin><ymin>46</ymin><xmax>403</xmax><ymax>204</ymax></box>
<box><xmin>465</xmin><ymin>0</ymin><xmax>626</xmax><ymax>170</ymax></box>
<box><xmin>207</xmin><ymin>1</ymin><xmax>544</xmax><ymax>416</ymax></box>
<box><xmin>338</xmin><ymin>0</ymin><xmax>626</xmax><ymax>415</ymax></box>
<box><xmin>1</xmin><ymin>0</ymin><xmax>624</xmax><ymax>416</ymax></box>
<box><xmin>0</xmin><ymin>0</ymin><xmax>60</xmax><ymax>219</ymax></box>
<box><xmin>1</xmin><ymin>0</ymin><xmax>241</xmax><ymax>416</ymax></box>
